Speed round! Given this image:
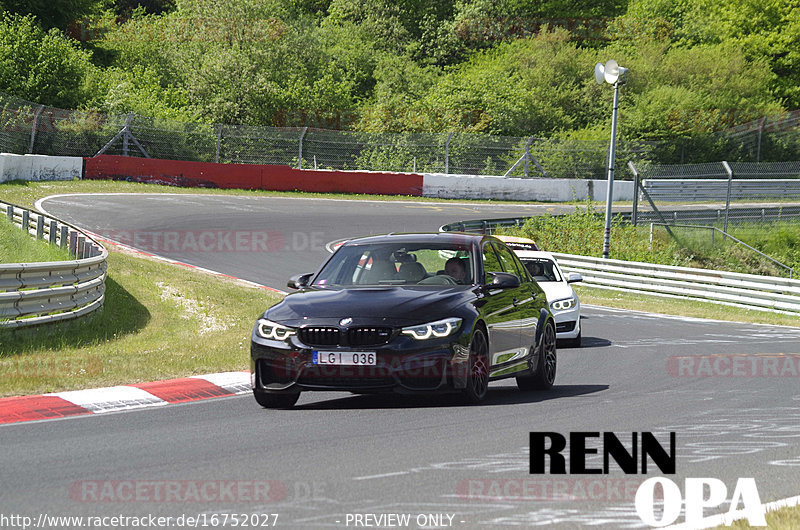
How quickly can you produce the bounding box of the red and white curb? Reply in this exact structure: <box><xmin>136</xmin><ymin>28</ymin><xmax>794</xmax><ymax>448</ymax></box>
<box><xmin>0</xmin><ymin>371</ymin><xmax>251</xmax><ymax>425</ymax></box>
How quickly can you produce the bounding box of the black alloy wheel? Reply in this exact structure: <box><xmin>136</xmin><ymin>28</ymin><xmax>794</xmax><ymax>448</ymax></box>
<box><xmin>517</xmin><ymin>321</ymin><xmax>557</xmax><ymax>391</ymax></box>
<box><xmin>462</xmin><ymin>330</ymin><xmax>490</xmax><ymax>404</ymax></box>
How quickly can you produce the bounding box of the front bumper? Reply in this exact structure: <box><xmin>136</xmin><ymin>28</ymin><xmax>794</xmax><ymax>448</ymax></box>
<box><xmin>552</xmin><ymin>306</ymin><xmax>581</xmax><ymax>340</ymax></box>
<box><xmin>251</xmin><ymin>333</ymin><xmax>471</xmax><ymax>394</ymax></box>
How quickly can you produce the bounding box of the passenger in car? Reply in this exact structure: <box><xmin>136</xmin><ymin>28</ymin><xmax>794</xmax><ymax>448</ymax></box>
<box><xmin>444</xmin><ymin>257</ymin><xmax>467</xmax><ymax>283</ymax></box>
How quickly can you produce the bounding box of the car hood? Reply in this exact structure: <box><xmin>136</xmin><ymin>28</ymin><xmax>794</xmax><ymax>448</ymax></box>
<box><xmin>265</xmin><ymin>286</ymin><xmax>475</xmax><ymax>326</ymax></box>
<box><xmin>538</xmin><ymin>281</ymin><xmax>577</xmax><ymax>303</ymax></box>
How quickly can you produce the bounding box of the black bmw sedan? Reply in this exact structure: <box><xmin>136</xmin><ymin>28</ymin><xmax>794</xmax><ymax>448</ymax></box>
<box><xmin>250</xmin><ymin>232</ymin><xmax>557</xmax><ymax>408</ymax></box>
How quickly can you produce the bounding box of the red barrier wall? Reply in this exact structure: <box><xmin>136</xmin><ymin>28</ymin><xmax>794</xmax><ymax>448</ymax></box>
<box><xmin>83</xmin><ymin>155</ymin><xmax>423</xmax><ymax>196</ymax></box>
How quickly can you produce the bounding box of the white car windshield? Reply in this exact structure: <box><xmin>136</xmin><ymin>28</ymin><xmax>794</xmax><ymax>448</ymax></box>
<box><xmin>523</xmin><ymin>258</ymin><xmax>562</xmax><ymax>282</ymax></box>
<box><xmin>313</xmin><ymin>242</ymin><xmax>474</xmax><ymax>287</ymax></box>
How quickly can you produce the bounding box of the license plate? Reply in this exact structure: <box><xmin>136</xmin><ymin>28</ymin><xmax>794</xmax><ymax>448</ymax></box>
<box><xmin>312</xmin><ymin>351</ymin><xmax>376</xmax><ymax>365</ymax></box>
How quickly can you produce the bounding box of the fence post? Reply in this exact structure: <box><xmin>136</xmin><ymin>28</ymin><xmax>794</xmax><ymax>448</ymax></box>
<box><xmin>122</xmin><ymin>112</ymin><xmax>132</xmax><ymax>157</ymax></box>
<box><xmin>298</xmin><ymin>127</ymin><xmax>308</xmax><ymax>169</ymax></box>
<box><xmin>215</xmin><ymin>124</ymin><xmax>222</xmax><ymax>164</ymax></box>
<box><xmin>36</xmin><ymin>216</ymin><xmax>44</xmax><ymax>240</ymax></box>
<box><xmin>49</xmin><ymin>220</ymin><xmax>57</xmax><ymax>244</ymax></box>
<box><xmin>22</xmin><ymin>210</ymin><xmax>29</xmax><ymax>232</ymax></box>
<box><xmin>445</xmin><ymin>132</ymin><xmax>453</xmax><ymax>175</ymax></box>
<box><xmin>628</xmin><ymin>161</ymin><xmax>639</xmax><ymax>226</ymax></box>
<box><xmin>69</xmin><ymin>230</ymin><xmax>78</xmax><ymax>256</ymax></box>
<box><xmin>524</xmin><ymin>137</ymin><xmax>533</xmax><ymax>178</ymax></box>
<box><xmin>756</xmin><ymin>116</ymin><xmax>766</xmax><ymax>163</ymax></box>
<box><xmin>28</xmin><ymin>104</ymin><xmax>44</xmax><ymax>154</ymax></box>
<box><xmin>722</xmin><ymin>161</ymin><xmax>733</xmax><ymax>238</ymax></box>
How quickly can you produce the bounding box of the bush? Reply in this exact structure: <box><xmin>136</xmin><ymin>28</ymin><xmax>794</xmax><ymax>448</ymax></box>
<box><xmin>0</xmin><ymin>13</ymin><xmax>96</xmax><ymax>109</ymax></box>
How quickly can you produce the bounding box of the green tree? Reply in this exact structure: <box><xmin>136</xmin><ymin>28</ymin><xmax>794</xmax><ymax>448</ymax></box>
<box><xmin>0</xmin><ymin>0</ymin><xmax>104</xmax><ymax>31</ymax></box>
<box><xmin>0</xmin><ymin>13</ymin><xmax>96</xmax><ymax>108</ymax></box>
<box><xmin>612</xmin><ymin>0</ymin><xmax>800</xmax><ymax>108</ymax></box>
<box><xmin>421</xmin><ymin>29</ymin><xmax>600</xmax><ymax>136</ymax></box>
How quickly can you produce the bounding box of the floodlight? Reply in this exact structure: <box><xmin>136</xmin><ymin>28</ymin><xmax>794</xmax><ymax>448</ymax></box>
<box><xmin>594</xmin><ymin>63</ymin><xmax>605</xmax><ymax>85</ymax></box>
<box><xmin>592</xmin><ymin>60</ymin><xmax>629</xmax><ymax>258</ymax></box>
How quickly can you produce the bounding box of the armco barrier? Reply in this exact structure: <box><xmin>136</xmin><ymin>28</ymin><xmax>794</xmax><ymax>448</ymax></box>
<box><xmin>439</xmin><ymin>221</ymin><xmax>800</xmax><ymax>315</ymax></box>
<box><xmin>0</xmin><ymin>153</ymin><xmax>83</xmax><ymax>183</ymax></box>
<box><xmin>643</xmin><ymin>179</ymin><xmax>800</xmax><ymax>201</ymax></box>
<box><xmin>1</xmin><ymin>200</ymin><xmax>107</xmax><ymax>328</ymax></box>
<box><xmin>83</xmin><ymin>155</ymin><xmax>423</xmax><ymax>196</ymax></box>
<box><xmin>423</xmin><ymin>173</ymin><xmax>634</xmax><ymax>201</ymax></box>
<box><xmin>551</xmin><ymin>253</ymin><xmax>800</xmax><ymax>315</ymax></box>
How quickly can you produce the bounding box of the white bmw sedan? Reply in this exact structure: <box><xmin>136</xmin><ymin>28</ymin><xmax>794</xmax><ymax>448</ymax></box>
<box><xmin>517</xmin><ymin>250</ymin><xmax>582</xmax><ymax>346</ymax></box>
<box><xmin>495</xmin><ymin>237</ymin><xmax>583</xmax><ymax>347</ymax></box>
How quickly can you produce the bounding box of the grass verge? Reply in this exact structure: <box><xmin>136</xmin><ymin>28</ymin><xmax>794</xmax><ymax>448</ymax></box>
<box><xmin>0</xmin><ymin>215</ymin><xmax>73</xmax><ymax>263</ymax></box>
<box><xmin>712</xmin><ymin>502</ymin><xmax>800</xmax><ymax>529</ymax></box>
<box><xmin>0</xmin><ymin>178</ymin><xmax>564</xmax><ymax>207</ymax></box>
<box><xmin>0</xmin><ymin>248</ymin><xmax>281</xmax><ymax>397</ymax></box>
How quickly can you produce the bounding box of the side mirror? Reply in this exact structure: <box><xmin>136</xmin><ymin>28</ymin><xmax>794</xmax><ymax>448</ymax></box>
<box><xmin>287</xmin><ymin>273</ymin><xmax>313</xmax><ymax>289</ymax></box>
<box><xmin>483</xmin><ymin>272</ymin><xmax>520</xmax><ymax>291</ymax></box>
<box><xmin>566</xmin><ymin>272</ymin><xmax>583</xmax><ymax>284</ymax></box>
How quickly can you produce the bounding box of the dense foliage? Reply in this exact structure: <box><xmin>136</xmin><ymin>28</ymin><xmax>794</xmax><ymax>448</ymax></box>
<box><xmin>0</xmin><ymin>0</ymin><xmax>797</xmax><ymax>145</ymax></box>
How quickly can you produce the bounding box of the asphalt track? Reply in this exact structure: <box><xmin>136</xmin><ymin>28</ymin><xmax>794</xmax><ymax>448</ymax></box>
<box><xmin>3</xmin><ymin>193</ymin><xmax>800</xmax><ymax>529</ymax></box>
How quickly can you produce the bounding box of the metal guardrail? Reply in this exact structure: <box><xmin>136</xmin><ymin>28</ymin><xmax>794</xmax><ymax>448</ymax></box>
<box><xmin>1</xmin><ymin>200</ymin><xmax>107</xmax><ymax>328</ymax></box>
<box><xmin>440</xmin><ymin>219</ymin><xmax>800</xmax><ymax>315</ymax></box>
<box><xmin>642</xmin><ymin>179</ymin><xmax>800</xmax><ymax>201</ymax></box>
<box><xmin>440</xmin><ymin>203</ymin><xmax>800</xmax><ymax>234</ymax></box>
<box><xmin>551</xmin><ymin>253</ymin><xmax>800</xmax><ymax>315</ymax></box>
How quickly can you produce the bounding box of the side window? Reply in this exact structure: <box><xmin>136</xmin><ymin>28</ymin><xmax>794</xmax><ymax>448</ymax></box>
<box><xmin>511</xmin><ymin>252</ymin><xmax>531</xmax><ymax>282</ymax></box>
<box><xmin>482</xmin><ymin>243</ymin><xmax>502</xmax><ymax>284</ymax></box>
<box><xmin>494</xmin><ymin>243</ymin><xmax>525</xmax><ymax>280</ymax></box>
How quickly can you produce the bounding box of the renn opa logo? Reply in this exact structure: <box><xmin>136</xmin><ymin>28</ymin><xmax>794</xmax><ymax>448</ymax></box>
<box><xmin>529</xmin><ymin>432</ymin><xmax>766</xmax><ymax>527</ymax></box>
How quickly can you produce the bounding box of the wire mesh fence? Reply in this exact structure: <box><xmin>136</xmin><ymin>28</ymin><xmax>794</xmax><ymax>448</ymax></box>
<box><xmin>629</xmin><ymin>160</ymin><xmax>800</xmax><ymax>277</ymax></box>
<box><xmin>4</xmin><ymin>91</ymin><xmax>799</xmax><ymax>179</ymax></box>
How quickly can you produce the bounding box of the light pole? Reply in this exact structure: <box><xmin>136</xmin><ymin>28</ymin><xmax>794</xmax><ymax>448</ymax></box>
<box><xmin>594</xmin><ymin>60</ymin><xmax>628</xmax><ymax>259</ymax></box>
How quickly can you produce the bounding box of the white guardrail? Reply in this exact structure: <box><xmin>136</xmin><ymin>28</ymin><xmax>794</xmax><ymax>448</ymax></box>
<box><xmin>1</xmin><ymin>200</ymin><xmax>107</xmax><ymax>328</ymax></box>
<box><xmin>551</xmin><ymin>252</ymin><xmax>800</xmax><ymax>315</ymax></box>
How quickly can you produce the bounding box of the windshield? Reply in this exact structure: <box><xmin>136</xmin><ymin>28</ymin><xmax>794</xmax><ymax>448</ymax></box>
<box><xmin>522</xmin><ymin>258</ymin><xmax>562</xmax><ymax>282</ymax></box>
<box><xmin>313</xmin><ymin>242</ymin><xmax>474</xmax><ymax>287</ymax></box>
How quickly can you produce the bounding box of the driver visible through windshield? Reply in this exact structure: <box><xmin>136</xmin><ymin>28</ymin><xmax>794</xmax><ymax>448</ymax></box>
<box><xmin>314</xmin><ymin>242</ymin><xmax>474</xmax><ymax>287</ymax></box>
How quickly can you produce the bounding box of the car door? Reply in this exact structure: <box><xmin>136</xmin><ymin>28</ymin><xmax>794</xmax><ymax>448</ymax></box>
<box><xmin>490</xmin><ymin>242</ymin><xmax>543</xmax><ymax>375</ymax></box>
<box><xmin>480</xmin><ymin>241</ymin><xmax>527</xmax><ymax>377</ymax></box>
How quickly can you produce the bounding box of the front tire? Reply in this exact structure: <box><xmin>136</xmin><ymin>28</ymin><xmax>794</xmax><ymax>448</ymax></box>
<box><xmin>253</xmin><ymin>390</ymin><xmax>300</xmax><ymax>409</ymax></box>
<box><xmin>517</xmin><ymin>320</ymin><xmax>557</xmax><ymax>391</ymax></box>
<box><xmin>462</xmin><ymin>330</ymin><xmax>490</xmax><ymax>404</ymax></box>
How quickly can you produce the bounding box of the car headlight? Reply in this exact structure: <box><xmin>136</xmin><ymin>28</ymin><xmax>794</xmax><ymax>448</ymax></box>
<box><xmin>256</xmin><ymin>318</ymin><xmax>296</xmax><ymax>341</ymax></box>
<box><xmin>550</xmin><ymin>297</ymin><xmax>576</xmax><ymax>311</ymax></box>
<box><xmin>401</xmin><ymin>317</ymin><xmax>462</xmax><ymax>340</ymax></box>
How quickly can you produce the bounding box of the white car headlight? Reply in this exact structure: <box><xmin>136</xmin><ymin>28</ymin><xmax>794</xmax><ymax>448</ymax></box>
<box><xmin>256</xmin><ymin>318</ymin><xmax>296</xmax><ymax>341</ymax></box>
<box><xmin>550</xmin><ymin>297</ymin><xmax>576</xmax><ymax>311</ymax></box>
<box><xmin>401</xmin><ymin>317</ymin><xmax>462</xmax><ymax>340</ymax></box>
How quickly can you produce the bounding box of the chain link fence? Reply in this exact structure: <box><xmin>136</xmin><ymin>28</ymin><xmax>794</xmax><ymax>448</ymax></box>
<box><xmin>629</xmin><ymin>160</ymin><xmax>800</xmax><ymax>277</ymax></box>
<box><xmin>4</xmin><ymin>91</ymin><xmax>799</xmax><ymax>179</ymax></box>
<box><xmin>630</xmin><ymin>161</ymin><xmax>800</xmax><ymax>225</ymax></box>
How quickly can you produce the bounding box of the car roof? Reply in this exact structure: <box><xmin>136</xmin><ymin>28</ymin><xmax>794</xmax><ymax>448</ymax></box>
<box><xmin>493</xmin><ymin>235</ymin><xmax>539</xmax><ymax>251</ymax></box>
<box><xmin>342</xmin><ymin>232</ymin><xmax>490</xmax><ymax>246</ymax></box>
<box><xmin>512</xmin><ymin>250</ymin><xmax>558</xmax><ymax>261</ymax></box>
